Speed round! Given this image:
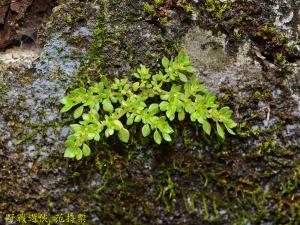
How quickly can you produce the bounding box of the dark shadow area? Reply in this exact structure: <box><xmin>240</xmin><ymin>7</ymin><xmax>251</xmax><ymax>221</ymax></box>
<box><xmin>0</xmin><ymin>0</ymin><xmax>60</xmax><ymax>50</ymax></box>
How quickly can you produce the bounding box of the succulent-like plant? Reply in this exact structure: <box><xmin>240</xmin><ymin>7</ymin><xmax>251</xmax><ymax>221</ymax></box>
<box><xmin>60</xmin><ymin>52</ymin><xmax>237</xmax><ymax>160</ymax></box>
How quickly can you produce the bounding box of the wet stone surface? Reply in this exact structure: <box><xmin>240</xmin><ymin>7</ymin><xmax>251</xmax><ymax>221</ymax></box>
<box><xmin>0</xmin><ymin>0</ymin><xmax>100</xmax><ymax>222</ymax></box>
<box><xmin>0</xmin><ymin>0</ymin><xmax>300</xmax><ymax>224</ymax></box>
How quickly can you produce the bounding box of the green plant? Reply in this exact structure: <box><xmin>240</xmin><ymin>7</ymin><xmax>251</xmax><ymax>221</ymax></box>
<box><xmin>143</xmin><ymin>0</ymin><xmax>164</xmax><ymax>16</ymax></box>
<box><xmin>154</xmin><ymin>0</ymin><xmax>164</xmax><ymax>5</ymax></box>
<box><xmin>144</xmin><ymin>3</ymin><xmax>156</xmax><ymax>15</ymax></box>
<box><xmin>276</xmin><ymin>52</ymin><xmax>288</xmax><ymax>65</ymax></box>
<box><xmin>60</xmin><ymin>52</ymin><xmax>237</xmax><ymax>160</ymax></box>
<box><xmin>205</xmin><ymin>0</ymin><xmax>231</xmax><ymax>19</ymax></box>
<box><xmin>156</xmin><ymin>172</ymin><xmax>177</xmax><ymax>210</ymax></box>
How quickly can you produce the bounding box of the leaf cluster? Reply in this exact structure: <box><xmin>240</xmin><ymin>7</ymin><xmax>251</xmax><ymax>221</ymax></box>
<box><xmin>60</xmin><ymin>52</ymin><xmax>237</xmax><ymax>160</ymax></box>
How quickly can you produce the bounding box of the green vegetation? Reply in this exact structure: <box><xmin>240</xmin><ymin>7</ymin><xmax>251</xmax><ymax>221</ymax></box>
<box><xmin>205</xmin><ymin>0</ymin><xmax>231</xmax><ymax>19</ymax></box>
<box><xmin>144</xmin><ymin>0</ymin><xmax>194</xmax><ymax>17</ymax></box>
<box><xmin>60</xmin><ymin>52</ymin><xmax>236</xmax><ymax>160</ymax></box>
<box><xmin>276</xmin><ymin>52</ymin><xmax>288</xmax><ymax>65</ymax></box>
<box><xmin>144</xmin><ymin>3</ymin><xmax>156</xmax><ymax>15</ymax></box>
<box><xmin>156</xmin><ymin>172</ymin><xmax>177</xmax><ymax>210</ymax></box>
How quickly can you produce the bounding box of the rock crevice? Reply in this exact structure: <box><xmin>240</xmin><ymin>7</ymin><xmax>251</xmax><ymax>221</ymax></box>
<box><xmin>0</xmin><ymin>0</ymin><xmax>59</xmax><ymax>49</ymax></box>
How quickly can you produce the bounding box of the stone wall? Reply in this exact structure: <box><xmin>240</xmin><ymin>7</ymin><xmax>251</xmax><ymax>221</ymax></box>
<box><xmin>0</xmin><ymin>0</ymin><xmax>59</xmax><ymax>48</ymax></box>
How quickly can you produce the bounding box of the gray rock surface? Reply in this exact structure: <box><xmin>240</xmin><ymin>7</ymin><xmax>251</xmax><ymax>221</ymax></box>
<box><xmin>0</xmin><ymin>0</ymin><xmax>299</xmax><ymax>224</ymax></box>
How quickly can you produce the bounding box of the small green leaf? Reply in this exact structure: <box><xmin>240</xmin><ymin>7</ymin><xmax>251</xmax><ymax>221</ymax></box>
<box><xmin>178</xmin><ymin>110</ymin><xmax>185</xmax><ymax>121</ymax></box>
<box><xmin>103</xmin><ymin>99</ymin><xmax>114</xmax><ymax>113</ymax></box>
<box><xmin>162</xmin><ymin>132</ymin><xmax>172</xmax><ymax>142</ymax></box>
<box><xmin>190</xmin><ymin>112</ymin><xmax>198</xmax><ymax>122</ymax></box>
<box><xmin>177</xmin><ymin>51</ymin><xmax>190</xmax><ymax>65</ymax></box>
<box><xmin>127</xmin><ymin>114</ymin><xmax>135</xmax><ymax>125</ymax></box>
<box><xmin>160</xmin><ymin>94</ymin><xmax>169</xmax><ymax>101</ymax></box>
<box><xmin>70</xmin><ymin>124</ymin><xmax>82</xmax><ymax>132</ymax></box>
<box><xmin>73</xmin><ymin>106</ymin><xmax>84</xmax><ymax>119</ymax></box>
<box><xmin>133</xmin><ymin>82</ymin><xmax>139</xmax><ymax>91</ymax></box>
<box><xmin>162</xmin><ymin>124</ymin><xmax>174</xmax><ymax>134</ymax></box>
<box><xmin>185</xmin><ymin>66</ymin><xmax>194</xmax><ymax>73</ymax></box>
<box><xmin>133</xmin><ymin>72</ymin><xmax>140</xmax><ymax>79</ymax></box>
<box><xmin>185</xmin><ymin>102</ymin><xmax>195</xmax><ymax>113</ymax></box>
<box><xmin>162</xmin><ymin>56</ymin><xmax>169</xmax><ymax>68</ymax></box>
<box><xmin>134</xmin><ymin>115</ymin><xmax>142</xmax><ymax>123</ymax></box>
<box><xmin>75</xmin><ymin>148</ymin><xmax>83</xmax><ymax>160</ymax></box>
<box><xmin>227</xmin><ymin>127</ymin><xmax>236</xmax><ymax>135</ymax></box>
<box><xmin>202</xmin><ymin>120</ymin><xmax>211</xmax><ymax>135</ymax></box>
<box><xmin>65</xmin><ymin>139</ymin><xmax>76</xmax><ymax>148</ymax></box>
<box><xmin>224</xmin><ymin>123</ymin><xmax>236</xmax><ymax>135</ymax></box>
<box><xmin>142</xmin><ymin>124</ymin><xmax>151</xmax><ymax>137</ymax></box>
<box><xmin>61</xmin><ymin>104</ymin><xmax>74</xmax><ymax>113</ymax></box>
<box><xmin>111</xmin><ymin>96</ymin><xmax>118</xmax><ymax>103</ymax></box>
<box><xmin>90</xmin><ymin>82</ymin><xmax>104</xmax><ymax>94</ymax></box>
<box><xmin>149</xmin><ymin>103</ymin><xmax>159</xmax><ymax>114</ymax></box>
<box><xmin>179</xmin><ymin>73</ymin><xmax>187</xmax><ymax>82</ymax></box>
<box><xmin>94</xmin><ymin>133</ymin><xmax>100</xmax><ymax>141</ymax></box>
<box><xmin>82</xmin><ymin>144</ymin><xmax>91</xmax><ymax>156</ymax></box>
<box><xmin>138</xmin><ymin>65</ymin><xmax>151</xmax><ymax>80</ymax></box>
<box><xmin>216</xmin><ymin>122</ymin><xmax>225</xmax><ymax>139</ymax></box>
<box><xmin>113</xmin><ymin>120</ymin><xmax>123</xmax><ymax>130</ymax></box>
<box><xmin>64</xmin><ymin>148</ymin><xmax>75</xmax><ymax>158</ymax></box>
<box><xmin>118</xmin><ymin>128</ymin><xmax>130</xmax><ymax>143</ymax></box>
<box><xmin>60</xmin><ymin>96</ymin><xmax>69</xmax><ymax>105</ymax></box>
<box><xmin>105</xmin><ymin>127</ymin><xmax>114</xmax><ymax>137</ymax></box>
<box><xmin>91</xmin><ymin>102</ymin><xmax>100</xmax><ymax>111</ymax></box>
<box><xmin>154</xmin><ymin>71</ymin><xmax>164</xmax><ymax>81</ymax></box>
<box><xmin>225</xmin><ymin>120</ymin><xmax>237</xmax><ymax>129</ymax></box>
<box><xmin>159</xmin><ymin>101</ymin><xmax>169</xmax><ymax>111</ymax></box>
<box><xmin>220</xmin><ymin>107</ymin><xmax>231</xmax><ymax>116</ymax></box>
<box><xmin>166</xmin><ymin>110</ymin><xmax>175</xmax><ymax>121</ymax></box>
<box><xmin>87</xmin><ymin>133</ymin><xmax>95</xmax><ymax>140</ymax></box>
<box><xmin>154</xmin><ymin>130</ymin><xmax>162</xmax><ymax>144</ymax></box>
<box><xmin>80</xmin><ymin>112</ymin><xmax>87</xmax><ymax>119</ymax></box>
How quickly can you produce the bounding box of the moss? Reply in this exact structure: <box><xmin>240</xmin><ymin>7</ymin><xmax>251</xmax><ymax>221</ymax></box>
<box><xmin>253</xmin><ymin>91</ymin><xmax>261</xmax><ymax>102</ymax></box>
<box><xmin>0</xmin><ymin>81</ymin><xmax>7</xmax><ymax>95</ymax></box>
<box><xmin>155</xmin><ymin>171</ymin><xmax>177</xmax><ymax>211</ymax></box>
<box><xmin>236</xmin><ymin>121</ymin><xmax>284</xmax><ymax>138</ymax></box>
<box><xmin>74</xmin><ymin>0</ymin><xmax>106</xmax><ymax>87</ymax></box>
<box><xmin>144</xmin><ymin>3</ymin><xmax>156</xmax><ymax>16</ymax></box>
<box><xmin>148</xmin><ymin>0</ymin><xmax>299</xmax><ymax>66</ymax></box>
<box><xmin>75</xmin><ymin>6</ymin><xmax>84</xmax><ymax>16</ymax></box>
<box><xmin>65</xmin><ymin>14</ymin><xmax>73</xmax><ymax>24</ymax></box>
<box><xmin>205</xmin><ymin>0</ymin><xmax>231</xmax><ymax>19</ymax></box>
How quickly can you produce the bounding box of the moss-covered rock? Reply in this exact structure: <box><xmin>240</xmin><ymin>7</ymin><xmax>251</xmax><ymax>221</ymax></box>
<box><xmin>0</xmin><ymin>0</ymin><xmax>299</xmax><ymax>224</ymax></box>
